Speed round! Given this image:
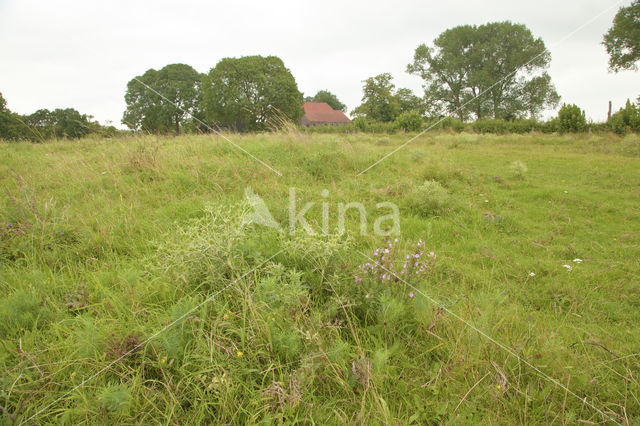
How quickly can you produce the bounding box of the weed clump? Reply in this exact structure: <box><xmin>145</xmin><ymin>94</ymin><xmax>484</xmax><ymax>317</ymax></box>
<box><xmin>409</xmin><ymin>180</ymin><xmax>450</xmax><ymax>216</ymax></box>
<box><xmin>509</xmin><ymin>160</ymin><xmax>528</xmax><ymax>179</ymax></box>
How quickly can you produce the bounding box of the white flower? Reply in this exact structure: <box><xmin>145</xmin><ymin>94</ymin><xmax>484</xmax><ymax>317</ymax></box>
<box><xmin>562</xmin><ymin>265</ymin><xmax>572</xmax><ymax>271</ymax></box>
<box><xmin>528</xmin><ymin>272</ymin><xmax>536</xmax><ymax>277</ymax></box>
<box><xmin>484</xmin><ymin>200</ymin><xmax>489</xmax><ymax>203</ymax></box>
<box><xmin>573</xmin><ymin>258</ymin><xmax>583</xmax><ymax>263</ymax></box>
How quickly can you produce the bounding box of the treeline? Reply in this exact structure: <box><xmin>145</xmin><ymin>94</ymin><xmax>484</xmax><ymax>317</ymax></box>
<box><xmin>304</xmin><ymin>101</ymin><xmax>640</xmax><ymax>135</ymax></box>
<box><xmin>0</xmin><ymin>92</ymin><xmax>119</xmax><ymax>142</ymax></box>
<box><xmin>1</xmin><ymin>1</ymin><xmax>638</xmax><ymax>141</ymax></box>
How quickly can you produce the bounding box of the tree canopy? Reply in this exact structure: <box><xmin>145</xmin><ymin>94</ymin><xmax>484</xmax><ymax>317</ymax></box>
<box><xmin>353</xmin><ymin>73</ymin><xmax>421</xmax><ymax>122</ymax></box>
<box><xmin>407</xmin><ymin>21</ymin><xmax>559</xmax><ymax>120</ymax></box>
<box><xmin>304</xmin><ymin>90</ymin><xmax>347</xmax><ymax>112</ymax></box>
<box><xmin>603</xmin><ymin>0</ymin><xmax>640</xmax><ymax>72</ymax></box>
<box><xmin>122</xmin><ymin>63</ymin><xmax>202</xmax><ymax>134</ymax></box>
<box><xmin>203</xmin><ymin>55</ymin><xmax>303</xmax><ymax>132</ymax></box>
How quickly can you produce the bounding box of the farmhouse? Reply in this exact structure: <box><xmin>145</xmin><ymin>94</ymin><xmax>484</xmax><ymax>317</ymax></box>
<box><xmin>300</xmin><ymin>102</ymin><xmax>351</xmax><ymax>127</ymax></box>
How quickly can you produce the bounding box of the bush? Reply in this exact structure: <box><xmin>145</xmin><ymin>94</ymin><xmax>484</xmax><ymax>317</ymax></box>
<box><xmin>609</xmin><ymin>99</ymin><xmax>640</xmax><ymax>135</ymax></box>
<box><xmin>410</xmin><ymin>180</ymin><xmax>450</xmax><ymax>216</ymax></box>
<box><xmin>395</xmin><ymin>111</ymin><xmax>423</xmax><ymax>132</ymax></box>
<box><xmin>558</xmin><ymin>104</ymin><xmax>587</xmax><ymax>133</ymax></box>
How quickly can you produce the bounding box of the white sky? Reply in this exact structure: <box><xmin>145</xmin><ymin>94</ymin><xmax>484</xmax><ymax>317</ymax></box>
<box><xmin>0</xmin><ymin>0</ymin><xmax>638</xmax><ymax>127</ymax></box>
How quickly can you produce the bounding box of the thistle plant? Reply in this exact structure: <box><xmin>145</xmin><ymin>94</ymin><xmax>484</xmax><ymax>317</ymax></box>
<box><xmin>355</xmin><ymin>238</ymin><xmax>436</xmax><ymax>299</ymax></box>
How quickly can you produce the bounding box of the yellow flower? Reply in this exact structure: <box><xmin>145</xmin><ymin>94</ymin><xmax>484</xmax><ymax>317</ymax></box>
<box><xmin>228</xmin><ymin>294</ymin><xmax>232</xmax><ymax>298</ymax></box>
<box><xmin>71</xmin><ymin>371</ymin><xmax>76</xmax><ymax>378</ymax></box>
<box><xmin>236</xmin><ymin>351</ymin><xmax>243</xmax><ymax>357</ymax></box>
<box><xmin>160</xmin><ymin>356</ymin><xmax>167</xmax><ymax>364</ymax></box>
<box><xmin>496</xmin><ymin>385</ymin><xmax>501</xmax><ymax>390</ymax></box>
<box><xmin>223</xmin><ymin>314</ymin><xmax>229</xmax><ymax>320</ymax></box>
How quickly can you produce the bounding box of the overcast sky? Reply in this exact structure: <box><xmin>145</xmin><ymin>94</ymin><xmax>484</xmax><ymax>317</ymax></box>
<box><xmin>0</xmin><ymin>0</ymin><xmax>638</xmax><ymax>127</ymax></box>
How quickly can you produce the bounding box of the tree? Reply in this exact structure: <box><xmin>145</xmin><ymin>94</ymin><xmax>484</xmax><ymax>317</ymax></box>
<box><xmin>396</xmin><ymin>88</ymin><xmax>425</xmax><ymax>115</ymax></box>
<box><xmin>122</xmin><ymin>63</ymin><xmax>202</xmax><ymax>134</ymax></box>
<box><xmin>353</xmin><ymin>73</ymin><xmax>400</xmax><ymax>122</ymax></box>
<box><xmin>203</xmin><ymin>56</ymin><xmax>303</xmax><ymax>132</ymax></box>
<box><xmin>603</xmin><ymin>0</ymin><xmax>640</xmax><ymax>72</ymax></box>
<box><xmin>27</xmin><ymin>108</ymin><xmax>94</xmax><ymax>139</ymax></box>
<box><xmin>306</xmin><ymin>90</ymin><xmax>346</xmax><ymax>112</ymax></box>
<box><xmin>408</xmin><ymin>22</ymin><xmax>559</xmax><ymax>120</ymax></box>
<box><xmin>610</xmin><ymin>99</ymin><xmax>640</xmax><ymax>134</ymax></box>
<box><xmin>558</xmin><ymin>104</ymin><xmax>587</xmax><ymax>133</ymax></box>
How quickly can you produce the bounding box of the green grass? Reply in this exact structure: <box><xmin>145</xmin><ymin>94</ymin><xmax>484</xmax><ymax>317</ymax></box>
<box><xmin>0</xmin><ymin>131</ymin><xmax>639</xmax><ymax>424</ymax></box>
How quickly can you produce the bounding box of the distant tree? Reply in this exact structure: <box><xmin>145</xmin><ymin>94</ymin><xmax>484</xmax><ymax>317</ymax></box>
<box><xmin>558</xmin><ymin>104</ymin><xmax>587</xmax><ymax>133</ymax></box>
<box><xmin>203</xmin><ymin>56</ymin><xmax>303</xmax><ymax>132</ymax></box>
<box><xmin>353</xmin><ymin>73</ymin><xmax>400</xmax><ymax>122</ymax></box>
<box><xmin>0</xmin><ymin>92</ymin><xmax>7</xmax><ymax>112</ymax></box>
<box><xmin>396</xmin><ymin>88</ymin><xmax>425</xmax><ymax>115</ymax></box>
<box><xmin>123</xmin><ymin>63</ymin><xmax>202</xmax><ymax>134</ymax></box>
<box><xmin>408</xmin><ymin>22</ymin><xmax>559</xmax><ymax>120</ymax></box>
<box><xmin>306</xmin><ymin>90</ymin><xmax>347</xmax><ymax>112</ymax></box>
<box><xmin>603</xmin><ymin>0</ymin><xmax>640</xmax><ymax>72</ymax></box>
<box><xmin>395</xmin><ymin>111</ymin><xmax>423</xmax><ymax>132</ymax></box>
<box><xmin>610</xmin><ymin>99</ymin><xmax>640</xmax><ymax>134</ymax></box>
<box><xmin>27</xmin><ymin>108</ymin><xmax>93</xmax><ymax>139</ymax></box>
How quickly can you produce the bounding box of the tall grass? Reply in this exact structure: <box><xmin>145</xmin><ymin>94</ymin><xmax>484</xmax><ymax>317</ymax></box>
<box><xmin>0</xmin><ymin>132</ymin><xmax>638</xmax><ymax>424</ymax></box>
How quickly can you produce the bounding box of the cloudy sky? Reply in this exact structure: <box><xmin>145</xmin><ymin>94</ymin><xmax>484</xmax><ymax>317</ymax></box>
<box><xmin>0</xmin><ymin>0</ymin><xmax>638</xmax><ymax>127</ymax></box>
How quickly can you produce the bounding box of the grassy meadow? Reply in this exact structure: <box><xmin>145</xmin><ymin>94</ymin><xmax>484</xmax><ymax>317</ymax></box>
<box><xmin>1</xmin><ymin>131</ymin><xmax>639</xmax><ymax>424</ymax></box>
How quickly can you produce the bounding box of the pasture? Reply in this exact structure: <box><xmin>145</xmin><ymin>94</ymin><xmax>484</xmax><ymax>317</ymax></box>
<box><xmin>1</xmin><ymin>132</ymin><xmax>639</xmax><ymax>424</ymax></box>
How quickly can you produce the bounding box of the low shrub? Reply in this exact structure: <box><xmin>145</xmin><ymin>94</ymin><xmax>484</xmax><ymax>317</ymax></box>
<box><xmin>409</xmin><ymin>180</ymin><xmax>450</xmax><ymax>216</ymax></box>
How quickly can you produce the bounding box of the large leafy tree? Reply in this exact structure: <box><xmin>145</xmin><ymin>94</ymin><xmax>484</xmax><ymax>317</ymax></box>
<box><xmin>123</xmin><ymin>63</ymin><xmax>202</xmax><ymax>134</ymax></box>
<box><xmin>203</xmin><ymin>56</ymin><xmax>303</xmax><ymax>132</ymax></box>
<box><xmin>603</xmin><ymin>0</ymin><xmax>640</xmax><ymax>72</ymax></box>
<box><xmin>353</xmin><ymin>74</ymin><xmax>423</xmax><ymax>122</ymax></box>
<box><xmin>408</xmin><ymin>22</ymin><xmax>559</xmax><ymax>120</ymax></box>
<box><xmin>27</xmin><ymin>108</ymin><xmax>94</xmax><ymax>139</ymax></box>
<box><xmin>304</xmin><ymin>90</ymin><xmax>347</xmax><ymax>112</ymax></box>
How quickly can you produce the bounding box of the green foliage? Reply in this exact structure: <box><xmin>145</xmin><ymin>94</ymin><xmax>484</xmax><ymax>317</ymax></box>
<box><xmin>408</xmin><ymin>22</ymin><xmax>559</xmax><ymax>120</ymax></box>
<box><xmin>306</xmin><ymin>89</ymin><xmax>346</xmax><ymax>112</ymax></box>
<box><xmin>122</xmin><ymin>63</ymin><xmax>202</xmax><ymax>134</ymax></box>
<box><xmin>409</xmin><ymin>180</ymin><xmax>451</xmax><ymax>215</ymax></box>
<box><xmin>603</xmin><ymin>0</ymin><xmax>640</xmax><ymax>72</ymax></box>
<box><xmin>558</xmin><ymin>104</ymin><xmax>587</xmax><ymax>133</ymax></box>
<box><xmin>0</xmin><ymin>289</ymin><xmax>51</xmax><ymax>337</ymax></box>
<box><xmin>1</xmin><ymin>133</ymin><xmax>640</xmax><ymax>424</ymax></box>
<box><xmin>609</xmin><ymin>99</ymin><xmax>640</xmax><ymax>134</ymax></box>
<box><xmin>0</xmin><ymin>92</ymin><xmax>118</xmax><ymax>142</ymax></box>
<box><xmin>395</xmin><ymin>111</ymin><xmax>423</xmax><ymax>132</ymax></box>
<box><xmin>203</xmin><ymin>55</ymin><xmax>303</xmax><ymax>132</ymax></box>
<box><xmin>353</xmin><ymin>73</ymin><xmax>400</xmax><ymax>122</ymax></box>
<box><xmin>98</xmin><ymin>384</ymin><xmax>131</xmax><ymax>415</ymax></box>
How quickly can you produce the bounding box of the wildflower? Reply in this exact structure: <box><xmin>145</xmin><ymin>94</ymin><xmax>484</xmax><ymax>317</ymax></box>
<box><xmin>528</xmin><ymin>272</ymin><xmax>536</xmax><ymax>277</ymax></box>
<box><xmin>223</xmin><ymin>313</ymin><xmax>229</xmax><ymax>320</ymax></box>
<box><xmin>428</xmin><ymin>251</ymin><xmax>436</xmax><ymax>258</ymax></box>
<box><xmin>484</xmin><ymin>200</ymin><xmax>489</xmax><ymax>203</ymax></box>
<box><xmin>160</xmin><ymin>356</ymin><xmax>167</xmax><ymax>364</ymax></box>
<box><xmin>562</xmin><ymin>265</ymin><xmax>572</xmax><ymax>271</ymax></box>
<box><xmin>573</xmin><ymin>258</ymin><xmax>583</xmax><ymax>263</ymax></box>
<box><xmin>71</xmin><ymin>372</ymin><xmax>76</xmax><ymax>378</ymax></box>
<box><xmin>409</xmin><ymin>292</ymin><xmax>415</xmax><ymax>298</ymax></box>
<box><xmin>236</xmin><ymin>351</ymin><xmax>243</xmax><ymax>357</ymax></box>
<box><xmin>365</xmin><ymin>293</ymin><xmax>370</xmax><ymax>299</ymax></box>
<box><xmin>228</xmin><ymin>294</ymin><xmax>232</xmax><ymax>298</ymax></box>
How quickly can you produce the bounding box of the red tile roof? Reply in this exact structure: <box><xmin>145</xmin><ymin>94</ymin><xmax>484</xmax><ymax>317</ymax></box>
<box><xmin>302</xmin><ymin>102</ymin><xmax>351</xmax><ymax>124</ymax></box>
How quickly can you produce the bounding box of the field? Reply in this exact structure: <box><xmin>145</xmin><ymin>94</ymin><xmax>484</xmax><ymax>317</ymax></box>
<box><xmin>1</xmin><ymin>131</ymin><xmax>639</xmax><ymax>424</ymax></box>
